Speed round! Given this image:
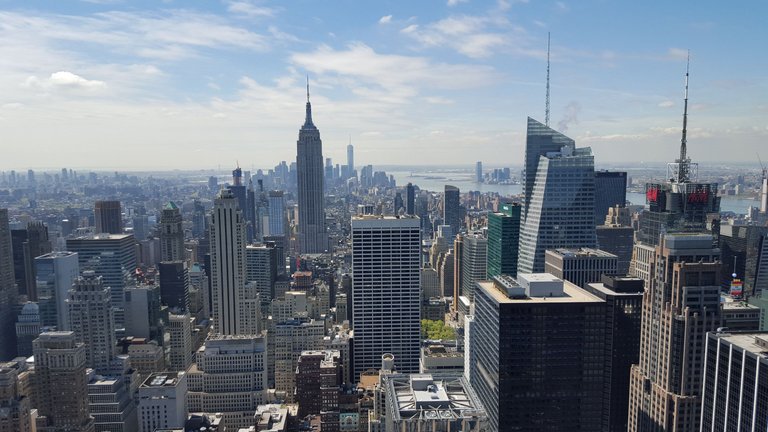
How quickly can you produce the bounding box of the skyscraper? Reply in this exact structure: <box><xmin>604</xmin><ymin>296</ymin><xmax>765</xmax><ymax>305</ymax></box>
<box><xmin>583</xmin><ymin>275</ymin><xmax>644</xmax><ymax>432</ymax></box>
<box><xmin>159</xmin><ymin>202</ymin><xmax>185</xmax><ymax>262</ymax></box>
<box><xmin>700</xmin><ymin>331</ymin><xmax>768</xmax><ymax>431</ymax></box>
<box><xmin>296</xmin><ymin>84</ymin><xmax>329</xmax><ymax>254</ymax></box>
<box><xmin>517</xmin><ymin>135</ymin><xmax>596</xmax><ymax>274</ymax></box>
<box><xmin>443</xmin><ymin>185</ymin><xmax>461</xmax><ymax>235</ymax></box>
<box><xmin>15</xmin><ymin>303</ymin><xmax>41</xmax><ymax>358</ymax></box>
<box><xmin>627</xmin><ymin>234</ymin><xmax>722</xmax><ymax>432</ymax></box>
<box><xmin>486</xmin><ymin>202</ymin><xmax>521</xmax><ymax>279</ymax></box>
<box><xmin>35</xmin><ymin>251</ymin><xmax>80</xmax><ymax>330</ymax></box>
<box><xmin>33</xmin><ymin>331</ymin><xmax>95</xmax><ymax>432</ymax></box>
<box><xmin>522</xmin><ymin>117</ymin><xmax>576</xmax><ymax>217</ymax></box>
<box><xmin>227</xmin><ymin>166</ymin><xmax>251</xmax><ymax>242</ymax></box>
<box><xmin>469</xmin><ymin>275</ymin><xmax>605</xmax><ymax>431</ymax></box>
<box><xmin>460</xmin><ymin>232</ymin><xmax>487</xmax><ymax>301</ymax></box>
<box><xmin>405</xmin><ymin>183</ymin><xmax>415</xmax><ymax>216</ymax></box>
<box><xmin>167</xmin><ymin>313</ymin><xmax>193</xmax><ymax>372</ymax></box>
<box><xmin>0</xmin><ymin>209</ymin><xmax>17</xmax><ymax>361</ymax></box>
<box><xmin>267</xmin><ymin>190</ymin><xmax>286</xmax><ymax>237</ymax></box>
<box><xmin>67</xmin><ymin>272</ymin><xmax>116</xmax><ymax>373</ymax></box>
<box><xmin>351</xmin><ymin>215</ymin><xmax>421</xmax><ymax>379</ymax></box>
<box><xmin>209</xmin><ymin>188</ymin><xmax>259</xmax><ymax>336</ymax></box>
<box><xmin>594</xmin><ymin>171</ymin><xmax>627</xmax><ymax>225</ymax></box>
<box><xmin>347</xmin><ymin>141</ymin><xmax>354</xmax><ymax>176</ymax></box>
<box><xmin>66</xmin><ymin>233</ymin><xmax>136</xmax><ymax>325</ymax></box>
<box><xmin>475</xmin><ymin>161</ymin><xmax>483</xmax><ymax>183</ymax></box>
<box><xmin>94</xmin><ymin>200</ymin><xmax>123</xmax><ymax>234</ymax></box>
<box><xmin>158</xmin><ymin>261</ymin><xmax>190</xmax><ymax>312</ymax></box>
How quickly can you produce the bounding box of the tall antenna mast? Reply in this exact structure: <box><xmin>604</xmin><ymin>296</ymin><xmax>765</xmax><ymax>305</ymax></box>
<box><xmin>545</xmin><ymin>32</ymin><xmax>551</xmax><ymax>127</ymax></box>
<box><xmin>677</xmin><ymin>51</ymin><xmax>690</xmax><ymax>183</ymax></box>
<box><xmin>306</xmin><ymin>75</ymin><xmax>310</xmax><ymax>103</ymax></box>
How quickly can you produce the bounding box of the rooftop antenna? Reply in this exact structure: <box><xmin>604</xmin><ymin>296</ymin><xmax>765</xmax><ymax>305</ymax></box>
<box><xmin>545</xmin><ymin>32</ymin><xmax>551</xmax><ymax>127</ymax></box>
<box><xmin>306</xmin><ymin>75</ymin><xmax>310</xmax><ymax>103</ymax></box>
<box><xmin>677</xmin><ymin>50</ymin><xmax>691</xmax><ymax>183</ymax></box>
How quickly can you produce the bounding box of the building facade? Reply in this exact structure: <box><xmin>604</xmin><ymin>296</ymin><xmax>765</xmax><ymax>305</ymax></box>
<box><xmin>296</xmin><ymin>89</ymin><xmax>329</xmax><ymax>254</ymax></box>
<box><xmin>486</xmin><ymin>203</ymin><xmax>521</xmax><ymax>279</ymax></box>
<box><xmin>352</xmin><ymin>215</ymin><xmax>421</xmax><ymax>379</ymax></box>
<box><xmin>469</xmin><ymin>275</ymin><xmax>605</xmax><ymax>431</ymax></box>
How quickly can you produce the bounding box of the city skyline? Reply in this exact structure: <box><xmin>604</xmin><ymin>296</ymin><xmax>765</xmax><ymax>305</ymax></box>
<box><xmin>1</xmin><ymin>1</ymin><xmax>766</xmax><ymax>169</ymax></box>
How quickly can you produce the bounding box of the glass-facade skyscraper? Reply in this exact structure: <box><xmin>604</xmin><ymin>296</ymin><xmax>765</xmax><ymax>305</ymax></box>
<box><xmin>486</xmin><ymin>203</ymin><xmax>521</xmax><ymax>279</ymax></box>
<box><xmin>594</xmin><ymin>171</ymin><xmax>627</xmax><ymax>225</ymax></box>
<box><xmin>518</xmin><ymin>134</ymin><xmax>596</xmax><ymax>274</ymax></box>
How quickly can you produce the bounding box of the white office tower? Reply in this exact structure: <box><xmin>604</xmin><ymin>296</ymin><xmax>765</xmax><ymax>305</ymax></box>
<box><xmin>138</xmin><ymin>372</ymin><xmax>188</xmax><ymax>432</ymax></box>
<box><xmin>167</xmin><ymin>313</ymin><xmax>193</xmax><ymax>372</ymax></box>
<box><xmin>209</xmin><ymin>188</ymin><xmax>260</xmax><ymax>336</ymax></box>
<box><xmin>35</xmin><ymin>251</ymin><xmax>79</xmax><ymax>330</ymax></box>
<box><xmin>352</xmin><ymin>215</ymin><xmax>421</xmax><ymax>380</ymax></box>
<box><xmin>461</xmin><ymin>232</ymin><xmax>487</xmax><ymax>301</ymax></box>
<box><xmin>187</xmin><ymin>335</ymin><xmax>268</xmax><ymax>431</ymax></box>
<box><xmin>518</xmin><ymin>145</ymin><xmax>596</xmax><ymax>274</ymax></box>
<box><xmin>67</xmin><ymin>271</ymin><xmax>116</xmax><ymax>373</ymax></box>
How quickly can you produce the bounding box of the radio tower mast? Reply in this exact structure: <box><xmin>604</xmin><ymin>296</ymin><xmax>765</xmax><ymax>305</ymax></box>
<box><xmin>545</xmin><ymin>32</ymin><xmax>551</xmax><ymax>127</ymax></box>
<box><xmin>676</xmin><ymin>51</ymin><xmax>691</xmax><ymax>183</ymax></box>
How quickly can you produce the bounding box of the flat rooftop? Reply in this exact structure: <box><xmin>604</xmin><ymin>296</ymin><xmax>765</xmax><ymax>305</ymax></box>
<box><xmin>714</xmin><ymin>332</ymin><xmax>768</xmax><ymax>356</ymax></box>
<box><xmin>548</xmin><ymin>248</ymin><xmax>617</xmax><ymax>258</ymax></box>
<box><xmin>141</xmin><ymin>372</ymin><xmax>183</xmax><ymax>388</ymax></box>
<box><xmin>479</xmin><ymin>279</ymin><xmax>603</xmax><ymax>304</ymax></box>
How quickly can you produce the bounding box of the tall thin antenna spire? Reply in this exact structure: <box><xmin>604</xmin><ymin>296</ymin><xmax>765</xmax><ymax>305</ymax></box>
<box><xmin>306</xmin><ymin>75</ymin><xmax>310</xmax><ymax>103</ymax></box>
<box><xmin>545</xmin><ymin>32</ymin><xmax>551</xmax><ymax>127</ymax></box>
<box><xmin>677</xmin><ymin>50</ymin><xmax>690</xmax><ymax>183</ymax></box>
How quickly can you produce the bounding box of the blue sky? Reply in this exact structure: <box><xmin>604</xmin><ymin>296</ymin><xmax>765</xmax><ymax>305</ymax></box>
<box><xmin>0</xmin><ymin>0</ymin><xmax>766</xmax><ymax>170</ymax></box>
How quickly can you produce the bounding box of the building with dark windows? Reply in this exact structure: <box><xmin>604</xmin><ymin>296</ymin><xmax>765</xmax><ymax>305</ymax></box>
<box><xmin>469</xmin><ymin>274</ymin><xmax>605</xmax><ymax>432</ymax></box>
<box><xmin>443</xmin><ymin>185</ymin><xmax>461</xmax><ymax>235</ymax></box>
<box><xmin>94</xmin><ymin>200</ymin><xmax>123</xmax><ymax>234</ymax></box>
<box><xmin>700</xmin><ymin>331</ymin><xmax>768</xmax><ymax>432</ymax></box>
<box><xmin>0</xmin><ymin>209</ymin><xmax>18</xmax><ymax>361</ymax></box>
<box><xmin>594</xmin><ymin>171</ymin><xmax>627</xmax><ymax>225</ymax></box>
<box><xmin>486</xmin><ymin>202</ymin><xmax>521</xmax><ymax>279</ymax></box>
<box><xmin>584</xmin><ymin>275</ymin><xmax>644</xmax><ymax>432</ymax></box>
<box><xmin>405</xmin><ymin>183</ymin><xmax>415</xmax><ymax>216</ymax></box>
<box><xmin>158</xmin><ymin>261</ymin><xmax>190</xmax><ymax>313</ymax></box>
<box><xmin>596</xmin><ymin>225</ymin><xmax>634</xmax><ymax>275</ymax></box>
<box><xmin>296</xmin><ymin>84</ymin><xmax>329</xmax><ymax>254</ymax></box>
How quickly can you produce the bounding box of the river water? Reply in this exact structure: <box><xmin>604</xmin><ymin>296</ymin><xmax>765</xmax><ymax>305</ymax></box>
<box><xmin>389</xmin><ymin>171</ymin><xmax>757</xmax><ymax>215</ymax></box>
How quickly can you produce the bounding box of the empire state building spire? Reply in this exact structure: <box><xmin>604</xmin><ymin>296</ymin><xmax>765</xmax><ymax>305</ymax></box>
<box><xmin>303</xmin><ymin>76</ymin><xmax>315</xmax><ymax>129</ymax></box>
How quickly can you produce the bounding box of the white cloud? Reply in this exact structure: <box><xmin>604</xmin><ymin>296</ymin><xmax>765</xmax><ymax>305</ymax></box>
<box><xmin>667</xmin><ymin>47</ymin><xmax>689</xmax><ymax>60</ymax></box>
<box><xmin>658</xmin><ymin>100</ymin><xmax>675</xmax><ymax>108</ymax></box>
<box><xmin>379</xmin><ymin>15</ymin><xmax>392</xmax><ymax>24</ymax></box>
<box><xmin>400</xmin><ymin>14</ymin><xmax>532</xmax><ymax>59</ymax></box>
<box><xmin>290</xmin><ymin>43</ymin><xmax>498</xmax><ymax>101</ymax></box>
<box><xmin>226</xmin><ymin>1</ymin><xmax>275</xmax><ymax>18</ymax></box>
<box><xmin>447</xmin><ymin>0</ymin><xmax>469</xmax><ymax>6</ymax></box>
<box><xmin>24</xmin><ymin>71</ymin><xmax>106</xmax><ymax>90</ymax></box>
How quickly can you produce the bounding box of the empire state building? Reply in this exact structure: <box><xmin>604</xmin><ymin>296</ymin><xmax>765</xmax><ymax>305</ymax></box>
<box><xmin>296</xmin><ymin>83</ymin><xmax>329</xmax><ymax>254</ymax></box>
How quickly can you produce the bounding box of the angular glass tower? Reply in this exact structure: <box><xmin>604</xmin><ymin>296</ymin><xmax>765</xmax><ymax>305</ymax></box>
<box><xmin>518</xmin><ymin>129</ymin><xmax>596</xmax><ymax>274</ymax></box>
<box><xmin>522</xmin><ymin>117</ymin><xmax>576</xmax><ymax>217</ymax></box>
